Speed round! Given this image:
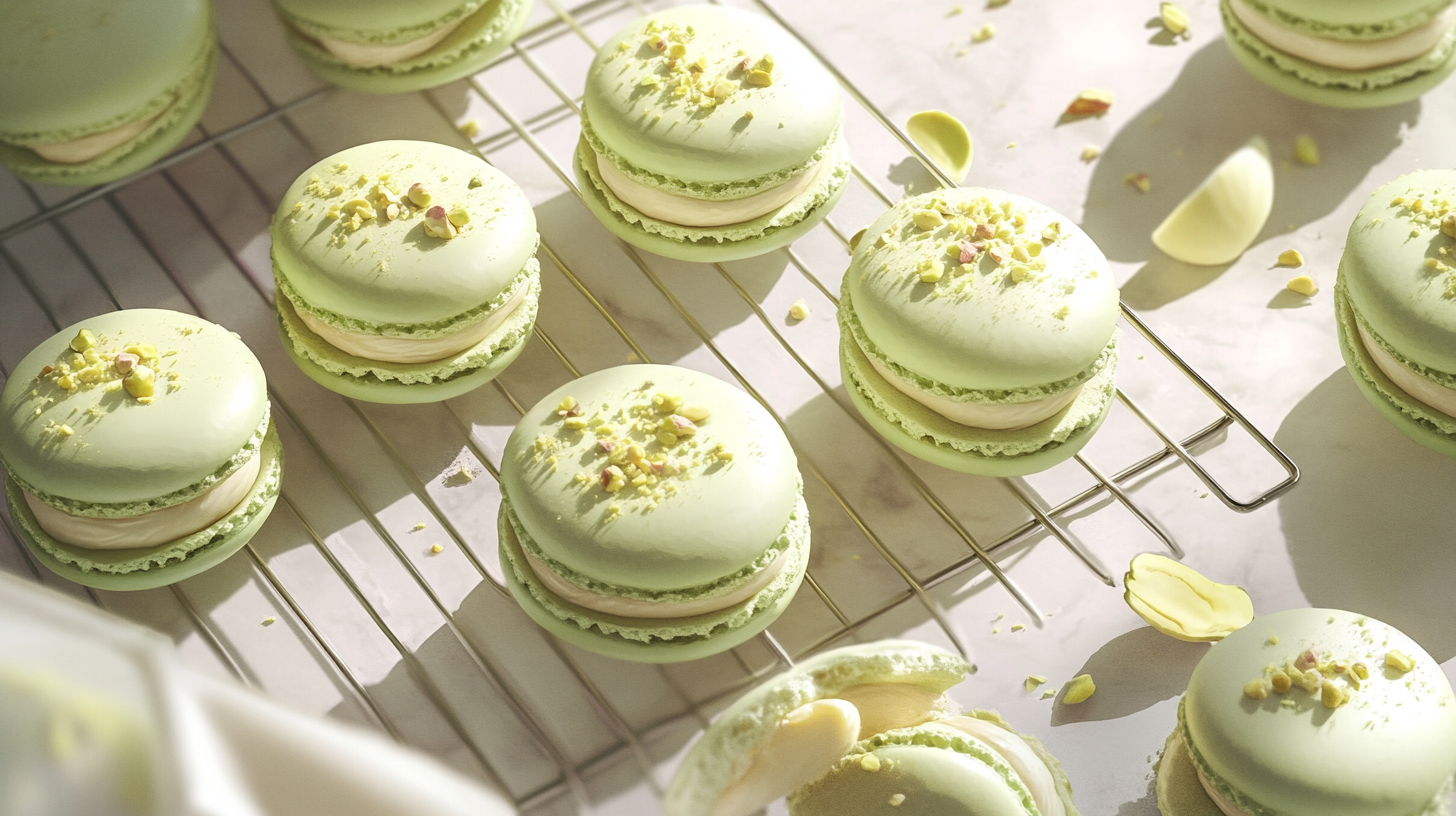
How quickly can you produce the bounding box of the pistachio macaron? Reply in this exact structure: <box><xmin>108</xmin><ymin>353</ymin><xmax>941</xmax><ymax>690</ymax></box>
<box><xmin>0</xmin><ymin>0</ymin><xmax>216</xmax><ymax>187</ymax></box>
<box><xmin>1221</xmin><ymin>0</ymin><xmax>1456</xmax><ymax>108</ymax></box>
<box><xmin>270</xmin><ymin>0</ymin><xmax>534</xmax><ymax>93</ymax></box>
<box><xmin>666</xmin><ymin>640</ymin><xmax>1078</xmax><ymax>816</ymax></box>
<box><xmin>272</xmin><ymin>140</ymin><xmax>540</xmax><ymax>404</ymax></box>
<box><xmin>575</xmin><ymin>5</ymin><xmax>851</xmax><ymax>262</ymax></box>
<box><xmin>0</xmin><ymin>310</ymin><xmax>281</xmax><ymax>590</ymax></box>
<box><xmin>497</xmin><ymin>364</ymin><xmax>808</xmax><ymax>663</ymax></box>
<box><xmin>840</xmin><ymin>188</ymin><xmax>1120</xmax><ymax>477</ymax></box>
<box><xmin>1335</xmin><ymin>170</ymin><xmax>1456</xmax><ymax>457</ymax></box>
<box><xmin>1157</xmin><ymin>608</ymin><xmax>1456</xmax><ymax>816</ymax></box>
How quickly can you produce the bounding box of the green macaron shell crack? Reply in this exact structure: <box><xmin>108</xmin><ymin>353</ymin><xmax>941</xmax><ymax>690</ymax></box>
<box><xmin>1232</xmin><ymin>0</ymin><xmax>1455</xmax><ymax>38</ymax></box>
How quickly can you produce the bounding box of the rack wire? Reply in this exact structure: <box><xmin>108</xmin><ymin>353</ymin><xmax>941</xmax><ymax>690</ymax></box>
<box><xmin>0</xmin><ymin>0</ymin><xmax>1299</xmax><ymax>812</ymax></box>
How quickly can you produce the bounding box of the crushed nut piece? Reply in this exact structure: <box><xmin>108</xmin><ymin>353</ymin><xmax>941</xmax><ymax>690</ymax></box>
<box><xmin>788</xmin><ymin>299</ymin><xmax>810</xmax><ymax>320</ymax></box>
<box><xmin>1080</xmin><ymin>145</ymin><xmax>1101</xmax><ymax>162</ymax></box>
<box><xmin>913</xmin><ymin>209</ymin><xmax>946</xmax><ymax>231</ymax></box>
<box><xmin>888</xmin><ymin>793</ymin><xmax>906</xmax><ymax>807</ymax></box>
<box><xmin>1320</xmin><ymin>679</ymin><xmax>1344</xmax><ymax>709</ymax></box>
<box><xmin>430</xmin><ymin>543</ymin><xmax>444</xmax><ymax>554</ymax></box>
<box><xmin>1066</xmin><ymin>89</ymin><xmax>1114</xmax><ymax>117</ymax></box>
<box><xmin>1386</xmin><ymin>650</ymin><xmax>1415</xmax><ymax>672</ymax></box>
<box><xmin>1286</xmin><ymin>275</ymin><xmax>1318</xmax><ymax>297</ymax></box>
<box><xmin>1443</xmin><ymin>213</ymin><xmax>1456</xmax><ymax>238</ymax></box>
<box><xmin>407</xmin><ymin>183</ymin><xmax>432</xmax><ymax>208</ymax></box>
<box><xmin>448</xmin><ymin>206</ymin><xmax>470</xmax><ymax>228</ymax></box>
<box><xmin>1063</xmin><ymin>674</ymin><xmax>1096</xmax><ymax>704</ymax></box>
<box><xmin>860</xmin><ymin>754</ymin><xmax>882</xmax><ymax>772</ymax></box>
<box><xmin>972</xmin><ymin>23</ymin><xmax>996</xmax><ymax>42</ymax></box>
<box><xmin>69</xmin><ymin>329</ymin><xmax>96</xmax><ymax>352</ymax></box>
<box><xmin>1125</xmin><ymin>172</ymin><xmax>1151</xmax><ymax>193</ymax></box>
<box><xmin>1294</xmin><ymin>135</ymin><xmax>1319</xmax><ymax>166</ymax></box>
<box><xmin>1160</xmin><ymin>2</ymin><xmax>1190</xmax><ymax>35</ymax></box>
<box><xmin>1244</xmin><ymin>678</ymin><xmax>1270</xmax><ymax>700</ymax></box>
<box><xmin>424</xmin><ymin>206</ymin><xmax>456</xmax><ymax>239</ymax></box>
<box><xmin>1270</xmin><ymin>670</ymin><xmax>1292</xmax><ymax>693</ymax></box>
<box><xmin>1277</xmin><ymin>249</ymin><xmax>1304</xmax><ymax>267</ymax></box>
<box><xmin>123</xmin><ymin>366</ymin><xmax>155</xmax><ymax>400</ymax></box>
<box><xmin>1025</xmin><ymin>675</ymin><xmax>1048</xmax><ymax>692</ymax></box>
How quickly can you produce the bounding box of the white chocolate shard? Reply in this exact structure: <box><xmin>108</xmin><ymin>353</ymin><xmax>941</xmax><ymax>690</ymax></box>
<box><xmin>707</xmin><ymin>699</ymin><xmax>860</xmax><ymax>816</ymax></box>
<box><xmin>906</xmin><ymin>110</ymin><xmax>974</xmax><ymax>184</ymax></box>
<box><xmin>832</xmin><ymin>683</ymin><xmax>952</xmax><ymax>740</ymax></box>
<box><xmin>1152</xmin><ymin>137</ymin><xmax>1273</xmax><ymax>266</ymax></box>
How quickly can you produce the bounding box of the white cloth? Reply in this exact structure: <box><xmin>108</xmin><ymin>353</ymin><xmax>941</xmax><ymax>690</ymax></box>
<box><xmin>0</xmin><ymin>572</ymin><xmax>516</xmax><ymax>816</ymax></box>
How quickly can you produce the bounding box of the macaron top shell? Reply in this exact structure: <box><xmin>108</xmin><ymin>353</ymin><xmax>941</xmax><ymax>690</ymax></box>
<box><xmin>1340</xmin><ymin>170</ymin><xmax>1456</xmax><ymax>376</ymax></box>
<box><xmin>0</xmin><ymin>310</ymin><xmax>268</xmax><ymax>510</ymax></box>
<box><xmin>272</xmin><ymin>140</ymin><xmax>537</xmax><ymax>334</ymax></box>
<box><xmin>583</xmin><ymin>5</ymin><xmax>841</xmax><ymax>192</ymax></box>
<box><xmin>1183</xmin><ymin>608</ymin><xmax>1456</xmax><ymax>816</ymax></box>
<box><xmin>0</xmin><ymin>0</ymin><xmax>211</xmax><ymax>143</ymax></box>
<box><xmin>501</xmin><ymin>364</ymin><xmax>799</xmax><ymax>592</ymax></box>
<box><xmin>271</xmin><ymin>0</ymin><xmax>486</xmax><ymax>44</ymax></box>
<box><xmin>847</xmin><ymin>188</ymin><xmax>1119</xmax><ymax>393</ymax></box>
<box><xmin>1237</xmin><ymin>0</ymin><xmax>1454</xmax><ymax>38</ymax></box>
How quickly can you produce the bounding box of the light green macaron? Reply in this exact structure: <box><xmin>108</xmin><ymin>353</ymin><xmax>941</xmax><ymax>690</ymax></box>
<box><xmin>271</xmin><ymin>0</ymin><xmax>533</xmax><ymax>93</ymax></box>
<box><xmin>0</xmin><ymin>0</ymin><xmax>215</xmax><ymax>187</ymax></box>
<box><xmin>575</xmin><ymin>5</ymin><xmax>851</xmax><ymax>262</ymax></box>
<box><xmin>1159</xmin><ymin>608</ymin><xmax>1456</xmax><ymax>816</ymax></box>
<box><xmin>665</xmin><ymin>639</ymin><xmax>1077</xmax><ymax>816</ymax></box>
<box><xmin>1335</xmin><ymin>170</ymin><xmax>1456</xmax><ymax>457</ymax></box>
<box><xmin>272</xmin><ymin>140</ymin><xmax>540</xmax><ymax>404</ymax></box>
<box><xmin>840</xmin><ymin>188</ymin><xmax>1120</xmax><ymax>477</ymax></box>
<box><xmin>0</xmin><ymin>309</ymin><xmax>281</xmax><ymax>590</ymax></box>
<box><xmin>1221</xmin><ymin>0</ymin><xmax>1456</xmax><ymax>108</ymax></box>
<box><xmin>498</xmin><ymin>364</ymin><xmax>807</xmax><ymax>663</ymax></box>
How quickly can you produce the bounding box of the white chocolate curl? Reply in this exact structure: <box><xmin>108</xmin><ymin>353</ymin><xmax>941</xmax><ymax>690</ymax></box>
<box><xmin>1153</xmin><ymin>138</ymin><xmax>1273</xmax><ymax>266</ymax></box>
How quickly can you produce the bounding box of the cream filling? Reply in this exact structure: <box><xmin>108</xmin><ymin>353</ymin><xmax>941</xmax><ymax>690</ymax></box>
<box><xmin>594</xmin><ymin>145</ymin><xmax>836</xmax><ymax>228</ymax></box>
<box><xmin>27</xmin><ymin>108</ymin><xmax>167</xmax><ymax>165</ymax></box>
<box><xmin>939</xmin><ymin>716</ymin><xmax>1066</xmax><ymax>816</ymax></box>
<box><xmin>1230</xmin><ymin>0</ymin><xmax>1456</xmax><ymax>71</ymax></box>
<box><xmin>315</xmin><ymin>18</ymin><xmax>465</xmax><ymax>67</ymax></box>
<box><xmin>524</xmin><ymin>546</ymin><xmax>790</xmax><ymax>619</ymax></box>
<box><xmin>22</xmin><ymin>453</ymin><xmax>261</xmax><ymax>550</ymax></box>
<box><xmin>297</xmin><ymin>285</ymin><xmax>528</xmax><ymax>364</ymax></box>
<box><xmin>1195</xmin><ymin>764</ymin><xmax>1252</xmax><ymax>816</ymax></box>
<box><xmin>862</xmin><ymin>339</ymin><xmax>1083</xmax><ymax>431</ymax></box>
<box><xmin>1358</xmin><ymin>321</ymin><xmax>1456</xmax><ymax>419</ymax></box>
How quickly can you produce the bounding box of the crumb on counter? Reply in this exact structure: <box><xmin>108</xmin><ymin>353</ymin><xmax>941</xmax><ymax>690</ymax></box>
<box><xmin>1080</xmin><ymin>145</ymin><xmax>1101</xmax><ymax>162</ymax></box>
<box><xmin>1062</xmin><ymin>674</ymin><xmax>1096</xmax><ymax>704</ymax></box>
<box><xmin>1286</xmin><ymin>275</ymin><xmax>1318</xmax><ymax>297</ymax></box>
<box><xmin>1125</xmin><ymin>172</ymin><xmax>1151</xmax><ymax>193</ymax></box>
<box><xmin>788</xmin><ymin>299</ymin><xmax>811</xmax><ymax>321</ymax></box>
<box><xmin>972</xmin><ymin>23</ymin><xmax>996</xmax><ymax>42</ymax></box>
<box><xmin>1065</xmin><ymin>89</ymin><xmax>1113</xmax><ymax>117</ymax></box>
<box><xmin>430</xmin><ymin>543</ymin><xmax>444</xmax><ymax>555</ymax></box>
<box><xmin>262</xmin><ymin>617</ymin><xmax>276</xmax><ymax>627</ymax></box>
<box><xmin>1277</xmin><ymin>249</ymin><xmax>1304</xmax><ymax>267</ymax></box>
<box><xmin>1295</xmin><ymin>135</ymin><xmax>1319</xmax><ymax>166</ymax></box>
<box><xmin>1025</xmin><ymin>675</ymin><xmax>1048</xmax><ymax>692</ymax></box>
<box><xmin>1159</xmin><ymin>2</ymin><xmax>1190</xmax><ymax>36</ymax></box>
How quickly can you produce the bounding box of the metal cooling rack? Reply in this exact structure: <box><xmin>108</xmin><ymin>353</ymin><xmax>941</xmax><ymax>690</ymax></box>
<box><xmin>0</xmin><ymin>0</ymin><xmax>1299</xmax><ymax>811</ymax></box>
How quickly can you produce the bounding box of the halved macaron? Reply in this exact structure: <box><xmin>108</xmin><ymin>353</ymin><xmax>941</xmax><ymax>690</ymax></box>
<box><xmin>0</xmin><ymin>309</ymin><xmax>281</xmax><ymax>590</ymax></box>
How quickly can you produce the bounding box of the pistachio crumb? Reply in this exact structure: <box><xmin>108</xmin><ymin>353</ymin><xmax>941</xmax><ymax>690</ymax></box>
<box><xmin>1063</xmin><ymin>674</ymin><xmax>1096</xmax><ymax>704</ymax></box>
<box><xmin>860</xmin><ymin>754</ymin><xmax>882</xmax><ymax>772</ymax></box>
<box><xmin>1080</xmin><ymin>145</ymin><xmax>1101</xmax><ymax>162</ymax></box>
<box><xmin>1386</xmin><ymin>650</ymin><xmax>1415</xmax><ymax>673</ymax></box>
<box><xmin>430</xmin><ymin>543</ymin><xmax>444</xmax><ymax>554</ymax></box>
<box><xmin>788</xmin><ymin>299</ymin><xmax>811</xmax><ymax>321</ymax></box>
<box><xmin>1294</xmin><ymin>135</ymin><xmax>1319</xmax><ymax>166</ymax></box>
<box><xmin>1025</xmin><ymin>675</ymin><xmax>1048</xmax><ymax>692</ymax></box>
<box><xmin>1159</xmin><ymin>2</ymin><xmax>1190</xmax><ymax>35</ymax></box>
<box><xmin>1286</xmin><ymin>275</ymin><xmax>1318</xmax><ymax>297</ymax></box>
<box><xmin>1277</xmin><ymin>249</ymin><xmax>1304</xmax><ymax>267</ymax></box>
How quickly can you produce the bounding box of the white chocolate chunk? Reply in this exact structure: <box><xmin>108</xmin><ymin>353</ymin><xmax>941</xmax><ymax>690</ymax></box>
<box><xmin>708</xmin><ymin>699</ymin><xmax>860</xmax><ymax>816</ymax></box>
<box><xmin>1152</xmin><ymin>137</ymin><xmax>1273</xmax><ymax>266</ymax></box>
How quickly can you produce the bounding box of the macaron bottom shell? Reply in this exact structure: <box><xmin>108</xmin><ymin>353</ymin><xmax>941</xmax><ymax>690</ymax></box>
<box><xmin>572</xmin><ymin>138</ymin><xmax>850</xmax><ymax>263</ymax></box>
<box><xmin>1335</xmin><ymin>283</ymin><xmax>1456</xmax><ymax>457</ymax></box>
<box><xmin>840</xmin><ymin>335</ymin><xmax>1116</xmax><ymax>477</ymax></box>
<box><xmin>0</xmin><ymin>49</ymin><xmax>216</xmax><ymax>187</ymax></box>
<box><xmin>1153</xmin><ymin>728</ymin><xmax>1228</xmax><ymax>816</ymax></box>
<box><xmin>4</xmin><ymin>423</ymin><xmax>282</xmax><ymax>591</ymax></box>
<box><xmin>497</xmin><ymin>496</ymin><xmax>810</xmax><ymax>664</ymax></box>
<box><xmin>275</xmin><ymin>266</ymin><xmax>539</xmax><ymax>404</ymax></box>
<box><xmin>1221</xmin><ymin>1</ymin><xmax>1456</xmax><ymax>109</ymax></box>
<box><xmin>283</xmin><ymin>0</ymin><xmax>533</xmax><ymax>94</ymax></box>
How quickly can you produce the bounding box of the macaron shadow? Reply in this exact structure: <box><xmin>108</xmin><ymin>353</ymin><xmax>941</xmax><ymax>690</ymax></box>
<box><xmin>1275</xmin><ymin>369</ymin><xmax>1456</xmax><ymax>662</ymax></box>
<box><xmin>1079</xmin><ymin>38</ymin><xmax>1417</xmax><ymax>284</ymax></box>
<box><xmin>1050</xmin><ymin>626</ymin><xmax>1208</xmax><ymax>725</ymax></box>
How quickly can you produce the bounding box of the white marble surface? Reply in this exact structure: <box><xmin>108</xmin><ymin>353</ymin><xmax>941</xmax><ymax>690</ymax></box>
<box><xmin>1</xmin><ymin>0</ymin><xmax>1455</xmax><ymax>814</ymax></box>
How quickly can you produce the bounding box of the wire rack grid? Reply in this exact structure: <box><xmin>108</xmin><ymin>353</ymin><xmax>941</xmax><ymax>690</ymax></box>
<box><xmin>0</xmin><ymin>0</ymin><xmax>1300</xmax><ymax>812</ymax></box>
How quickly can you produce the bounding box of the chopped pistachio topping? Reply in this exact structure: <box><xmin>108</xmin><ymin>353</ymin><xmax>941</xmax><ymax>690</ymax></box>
<box><xmin>1277</xmin><ymin>249</ymin><xmax>1304</xmax><ymax>267</ymax></box>
<box><xmin>788</xmin><ymin>299</ymin><xmax>811</xmax><ymax>321</ymax></box>
<box><xmin>1159</xmin><ymin>2</ymin><xmax>1190</xmax><ymax>36</ymax></box>
<box><xmin>1080</xmin><ymin>145</ymin><xmax>1101</xmax><ymax>162</ymax></box>
<box><xmin>1125</xmin><ymin>172</ymin><xmax>1152</xmax><ymax>193</ymax></box>
<box><xmin>1063</xmin><ymin>674</ymin><xmax>1096</xmax><ymax>704</ymax></box>
<box><xmin>1294</xmin><ymin>134</ymin><xmax>1319</xmax><ymax>166</ymax></box>
<box><xmin>1386</xmin><ymin>650</ymin><xmax>1415</xmax><ymax>672</ymax></box>
<box><xmin>68</xmin><ymin>329</ymin><xmax>96</xmax><ymax>352</ymax></box>
<box><xmin>1286</xmin><ymin>275</ymin><xmax>1318</xmax><ymax>297</ymax></box>
<box><xmin>1024</xmin><ymin>675</ymin><xmax>1048</xmax><ymax>692</ymax></box>
<box><xmin>407</xmin><ymin>183</ymin><xmax>433</xmax><ymax>208</ymax></box>
<box><xmin>1243</xmin><ymin>678</ymin><xmax>1270</xmax><ymax>700</ymax></box>
<box><xmin>1066</xmin><ymin>88</ymin><xmax>1114</xmax><ymax>116</ymax></box>
<box><xmin>859</xmin><ymin>754</ymin><xmax>882</xmax><ymax>772</ymax></box>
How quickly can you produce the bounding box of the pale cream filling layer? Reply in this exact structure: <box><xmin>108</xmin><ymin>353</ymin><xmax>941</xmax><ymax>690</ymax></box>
<box><xmin>524</xmin><ymin>546</ymin><xmax>790</xmax><ymax>619</ymax></box>
<box><xmin>23</xmin><ymin>453</ymin><xmax>261</xmax><ymax>550</ymax></box>
<box><xmin>939</xmin><ymin>716</ymin><xmax>1066</xmax><ymax>816</ymax></box>
<box><xmin>1230</xmin><ymin>0</ymin><xmax>1456</xmax><ymax>71</ymax></box>
<box><xmin>594</xmin><ymin>145</ymin><xmax>835</xmax><ymax>228</ymax></box>
<box><xmin>1195</xmin><ymin>763</ymin><xmax>1252</xmax><ymax>816</ymax></box>
<box><xmin>297</xmin><ymin>285</ymin><xmax>528</xmax><ymax>364</ymax></box>
<box><xmin>316</xmin><ymin>19</ymin><xmax>465</xmax><ymax>67</ymax></box>
<box><xmin>27</xmin><ymin>109</ymin><xmax>167</xmax><ymax>165</ymax></box>
<box><xmin>1358</xmin><ymin>321</ymin><xmax>1456</xmax><ymax>419</ymax></box>
<box><xmin>861</xmin><ymin>339</ymin><xmax>1083</xmax><ymax>431</ymax></box>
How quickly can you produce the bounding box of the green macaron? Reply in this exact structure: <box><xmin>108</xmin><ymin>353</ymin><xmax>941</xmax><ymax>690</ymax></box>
<box><xmin>1334</xmin><ymin>171</ymin><xmax>1456</xmax><ymax>457</ymax></box>
<box><xmin>665</xmin><ymin>639</ymin><xmax>1077</xmax><ymax>816</ymax></box>
<box><xmin>575</xmin><ymin>5</ymin><xmax>851</xmax><ymax>262</ymax></box>
<box><xmin>1159</xmin><ymin>608</ymin><xmax>1456</xmax><ymax>816</ymax></box>
<box><xmin>497</xmin><ymin>364</ymin><xmax>808</xmax><ymax>664</ymax></box>
<box><xmin>1221</xmin><ymin>0</ymin><xmax>1456</xmax><ymax>108</ymax></box>
<box><xmin>272</xmin><ymin>140</ymin><xmax>540</xmax><ymax>404</ymax></box>
<box><xmin>0</xmin><ymin>0</ymin><xmax>216</xmax><ymax>187</ymax></box>
<box><xmin>0</xmin><ymin>309</ymin><xmax>281</xmax><ymax>590</ymax></box>
<box><xmin>840</xmin><ymin>188</ymin><xmax>1120</xmax><ymax>477</ymax></box>
<box><xmin>271</xmin><ymin>0</ymin><xmax>533</xmax><ymax>94</ymax></box>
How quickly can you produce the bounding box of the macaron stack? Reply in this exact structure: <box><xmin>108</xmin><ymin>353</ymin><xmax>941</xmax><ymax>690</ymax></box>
<box><xmin>840</xmin><ymin>188</ymin><xmax>1121</xmax><ymax>476</ymax></box>
<box><xmin>0</xmin><ymin>310</ymin><xmax>281</xmax><ymax>590</ymax></box>
<box><xmin>1157</xmin><ymin>608</ymin><xmax>1456</xmax><ymax>816</ymax></box>
<box><xmin>497</xmin><ymin>365</ymin><xmax>808</xmax><ymax>663</ymax></box>
<box><xmin>666</xmin><ymin>640</ymin><xmax>1078</xmax><ymax>816</ymax></box>
<box><xmin>0</xmin><ymin>0</ymin><xmax>216</xmax><ymax>186</ymax></box>
<box><xmin>1222</xmin><ymin>0</ymin><xmax>1456</xmax><ymax>107</ymax></box>
<box><xmin>270</xmin><ymin>0</ymin><xmax>534</xmax><ymax>93</ymax></box>
<box><xmin>1335</xmin><ymin>170</ymin><xmax>1456</xmax><ymax>457</ymax></box>
<box><xmin>575</xmin><ymin>5</ymin><xmax>851</xmax><ymax>262</ymax></box>
<box><xmin>272</xmin><ymin>140</ymin><xmax>540</xmax><ymax>403</ymax></box>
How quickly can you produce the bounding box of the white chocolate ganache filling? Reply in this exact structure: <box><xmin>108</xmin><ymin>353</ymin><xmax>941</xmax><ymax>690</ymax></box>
<box><xmin>314</xmin><ymin>18</ymin><xmax>466</xmax><ymax>67</ymax></box>
<box><xmin>593</xmin><ymin>144</ymin><xmax>837</xmax><ymax>228</ymax></box>
<box><xmin>27</xmin><ymin>109</ymin><xmax>168</xmax><ymax>165</ymax></box>
<box><xmin>1357</xmin><ymin>321</ymin><xmax>1456</xmax><ymax>419</ymax></box>
<box><xmin>298</xmin><ymin>283</ymin><xmax>529</xmax><ymax>364</ymax></box>
<box><xmin>23</xmin><ymin>451</ymin><xmax>261</xmax><ymax>550</ymax></box>
<box><xmin>1229</xmin><ymin>0</ymin><xmax>1456</xmax><ymax>71</ymax></box>
<box><xmin>524</xmin><ymin>546</ymin><xmax>790</xmax><ymax>619</ymax></box>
